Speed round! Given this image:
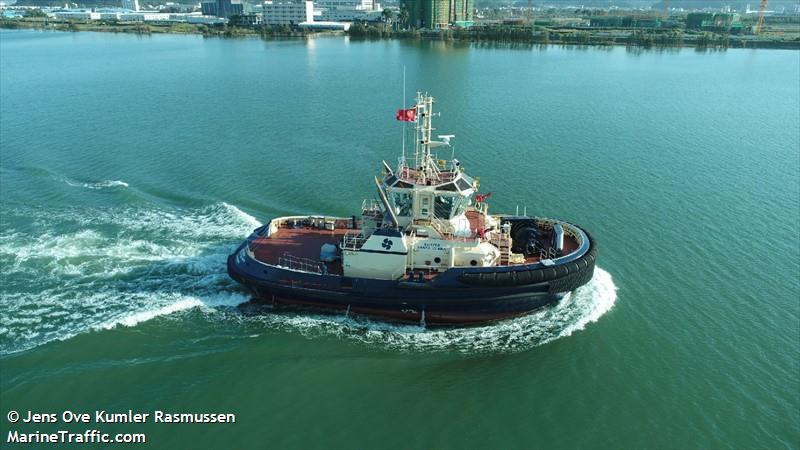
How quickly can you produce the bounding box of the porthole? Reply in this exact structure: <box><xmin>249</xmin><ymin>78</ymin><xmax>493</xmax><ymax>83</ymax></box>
<box><xmin>470</xmin><ymin>260</ymin><xmax>477</xmax><ymax>266</ymax></box>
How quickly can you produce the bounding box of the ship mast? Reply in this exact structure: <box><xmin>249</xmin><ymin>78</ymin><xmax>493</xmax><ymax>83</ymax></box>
<box><xmin>411</xmin><ymin>92</ymin><xmax>442</xmax><ymax>185</ymax></box>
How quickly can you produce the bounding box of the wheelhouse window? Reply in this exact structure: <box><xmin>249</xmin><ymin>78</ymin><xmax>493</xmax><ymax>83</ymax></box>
<box><xmin>434</xmin><ymin>195</ymin><xmax>455</xmax><ymax>219</ymax></box>
<box><xmin>456</xmin><ymin>178</ymin><xmax>472</xmax><ymax>191</ymax></box>
<box><xmin>391</xmin><ymin>192</ymin><xmax>412</xmax><ymax>216</ymax></box>
<box><xmin>451</xmin><ymin>196</ymin><xmax>467</xmax><ymax>218</ymax></box>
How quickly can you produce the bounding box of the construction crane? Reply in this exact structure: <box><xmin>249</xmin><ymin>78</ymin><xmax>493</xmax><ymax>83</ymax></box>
<box><xmin>526</xmin><ymin>0</ymin><xmax>533</xmax><ymax>24</ymax></box>
<box><xmin>755</xmin><ymin>0</ymin><xmax>769</xmax><ymax>34</ymax></box>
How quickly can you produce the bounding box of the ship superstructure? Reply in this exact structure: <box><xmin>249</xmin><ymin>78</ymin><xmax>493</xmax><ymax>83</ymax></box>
<box><xmin>344</xmin><ymin>92</ymin><xmax>507</xmax><ymax>279</ymax></box>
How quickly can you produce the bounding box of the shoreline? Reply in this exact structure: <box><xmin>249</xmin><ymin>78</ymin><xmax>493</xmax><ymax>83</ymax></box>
<box><xmin>2</xmin><ymin>19</ymin><xmax>799</xmax><ymax>50</ymax></box>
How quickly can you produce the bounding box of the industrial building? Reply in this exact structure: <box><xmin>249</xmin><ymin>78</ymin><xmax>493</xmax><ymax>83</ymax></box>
<box><xmin>50</xmin><ymin>9</ymin><xmax>226</xmax><ymax>23</ymax></box>
<box><xmin>589</xmin><ymin>16</ymin><xmax>662</xmax><ymax>28</ymax></box>
<box><xmin>401</xmin><ymin>0</ymin><xmax>473</xmax><ymax>29</ymax></box>
<box><xmin>685</xmin><ymin>12</ymin><xmax>742</xmax><ymax>31</ymax></box>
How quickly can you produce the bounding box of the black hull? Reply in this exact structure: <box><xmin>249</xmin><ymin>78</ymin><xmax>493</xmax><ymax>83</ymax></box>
<box><xmin>234</xmin><ymin>276</ymin><xmax>566</xmax><ymax>325</ymax></box>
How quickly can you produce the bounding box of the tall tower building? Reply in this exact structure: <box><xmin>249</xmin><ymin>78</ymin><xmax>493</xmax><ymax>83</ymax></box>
<box><xmin>201</xmin><ymin>0</ymin><xmax>244</xmax><ymax>18</ymax></box>
<box><xmin>451</xmin><ymin>0</ymin><xmax>472</xmax><ymax>26</ymax></box>
<box><xmin>401</xmin><ymin>0</ymin><xmax>472</xmax><ymax>28</ymax></box>
<box><xmin>121</xmin><ymin>0</ymin><xmax>139</xmax><ymax>11</ymax></box>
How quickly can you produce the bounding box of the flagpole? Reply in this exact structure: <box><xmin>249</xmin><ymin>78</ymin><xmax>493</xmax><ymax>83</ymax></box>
<box><xmin>401</xmin><ymin>65</ymin><xmax>406</xmax><ymax>166</ymax></box>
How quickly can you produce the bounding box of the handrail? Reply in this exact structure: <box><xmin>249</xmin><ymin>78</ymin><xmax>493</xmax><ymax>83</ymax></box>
<box><xmin>429</xmin><ymin>217</ymin><xmax>454</xmax><ymax>238</ymax></box>
<box><xmin>341</xmin><ymin>231</ymin><xmax>368</xmax><ymax>251</ymax></box>
<box><xmin>277</xmin><ymin>252</ymin><xmax>326</xmax><ymax>274</ymax></box>
<box><xmin>539</xmin><ymin>246</ymin><xmax>557</xmax><ymax>260</ymax></box>
<box><xmin>361</xmin><ymin>198</ymin><xmax>382</xmax><ymax>211</ymax></box>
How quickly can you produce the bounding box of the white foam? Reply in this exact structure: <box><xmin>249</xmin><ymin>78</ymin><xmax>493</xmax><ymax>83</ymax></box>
<box><xmin>63</xmin><ymin>178</ymin><xmax>129</xmax><ymax>190</ymax></box>
<box><xmin>101</xmin><ymin>297</ymin><xmax>203</xmax><ymax>329</ymax></box>
<box><xmin>0</xmin><ymin>202</ymin><xmax>260</xmax><ymax>355</ymax></box>
<box><xmin>99</xmin><ymin>291</ymin><xmax>251</xmax><ymax>330</ymax></box>
<box><xmin>553</xmin><ymin>268</ymin><xmax>617</xmax><ymax>339</ymax></box>
<box><xmin>1</xmin><ymin>289</ymin><xmax>253</xmax><ymax>355</ymax></box>
<box><xmin>0</xmin><ymin>202</ymin><xmax>263</xmax><ymax>279</ymax></box>
<box><xmin>0</xmin><ymin>231</ymin><xmax>194</xmax><ymax>278</ymax></box>
<box><xmin>253</xmin><ymin>267</ymin><xmax>618</xmax><ymax>354</ymax></box>
<box><xmin>199</xmin><ymin>292</ymin><xmax>252</xmax><ymax>307</ymax></box>
<box><xmin>82</xmin><ymin>203</ymin><xmax>261</xmax><ymax>240</ymax></box>
<box><xmin>221</xmin><ymin>202</ymin><xmax>261</xmax><ymax>229</ymax></box>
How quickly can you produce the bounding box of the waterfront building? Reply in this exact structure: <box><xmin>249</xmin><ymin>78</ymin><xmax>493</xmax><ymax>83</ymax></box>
<box><xmin>314</xmin><ymin>0</ymin><xmax>380</xmax><ymax>22</ymax></box>
<box><xmin>262</xmin><ymin>0</ymin><xmax>315</xmax><ymax>25</ymax></box>
<box><xmin>183</xmin><ymin>13</ymin><xmax>227</xmax><ymax>23</ymax></box>
<box><xmin>201</xmin><ymin>0</ymin><xmax>243</xmax><ymax>18</ymax></box>
<box><xmin>589</xmin><ymin>15</ymin><xmax>666</xmax><ymax>29</ymax></box>
<box><xmin>686</xmin><ymin>12</ymin><xmax>740</xmax><ymax>31</ymax></box>
<box><xmin>2</xmin><ymin>9</ymin><xmax>26</xmax><ymax>18</ymax></box>
<box><xmin>99</xmin><ymin>10</ymin><xmax>123</xmax><ymax>19</ymax></box>
<box><xmin>589</xmin><ymin>16</ymin><xmax>624</xmax><ymax>27</ymax></box>
<box><xmin>632</xmin><ymin>17</ymin><xmax>661</xmax><ymax>28</ymax></box>
<box><xmin>686</xmin><ymin>12</ymin><xmax>714</xmax><ymax>29</ymax></box>
<box><xmin>401</xmin><ymin>0</ymin><xmax>473</xmax><ymax>29</ymax></box>
<box><xmin>50</xmin><ymin>8</ymin><xmax>228</xmax><ymax>23</ymax></box>
<box><xmin>53</xmin><ymin>10</ymin><xmax>101</xmax><ymax>19</ymax></box>
<box><xmin>119</xmin><ymin>11</ymin><xmax>172</xmax><ymax>20</ymax></box>
<box><xmin>121</xmin><ymin>0</ymin><xmax>139</xmax><ymax>11</ymax></box>
<box><xmin>230</xmin><ymin>13</ymin><xmax>262</xmax><ymax>25</ymax></box>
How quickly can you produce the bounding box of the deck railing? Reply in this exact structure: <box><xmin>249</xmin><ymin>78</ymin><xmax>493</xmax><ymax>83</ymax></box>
<box><xmin>341</xmin><ymin>231</ymin><xmax>369</xmax><ymax>251</ymax></box>
<box><xmin>539</xmin><ymin>246</ymin><xmax>557</xmax><ymax>260</ymax></box>
<box><xmin>429</xmin><ymin>217</ymin><xmax>454</xmax><ymax>238</ymax></box>
<box><xmin>361</xmin><ymin>199</ymin><xmax>383</xmax><ymax>218</ymax></box>
<box><xmin>277</xmin><ymin>252</ymin><xmax>326</xmax><ymax>274</ymax></box>
<box><xmin>536</xmin><ymin>217</ymin><xmax>584</xmax><ymax>247</ymax></box>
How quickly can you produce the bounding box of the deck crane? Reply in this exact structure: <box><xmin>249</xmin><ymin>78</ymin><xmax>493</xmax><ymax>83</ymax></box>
<box><xmin>755</xmin><ymin>0</ymin><xmax>769</xmax><ymax>34</ymax></box>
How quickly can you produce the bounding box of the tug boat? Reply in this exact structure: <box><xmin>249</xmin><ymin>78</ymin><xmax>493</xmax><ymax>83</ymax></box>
<box><xmin>228</xmin><ymin>93</ymin><xmax>597</xmax><ymax>325</ymax></box>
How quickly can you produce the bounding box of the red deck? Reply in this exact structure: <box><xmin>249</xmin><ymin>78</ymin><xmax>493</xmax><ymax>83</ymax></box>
<box><xmin>250</xmin><ymin>226</ymin><xmax>350</xmax><ymax>275</ymax></box>
<box><xmin>249</xmin><ymin>219</ymin><xmax>581</xmax><ymax>277</ymax></box>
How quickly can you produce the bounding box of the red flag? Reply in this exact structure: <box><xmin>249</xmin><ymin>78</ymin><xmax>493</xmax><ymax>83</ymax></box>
<box><xmin>396</xmin><ymin>108</ymin><xmax>416</xmax><ymax>122</ymax></box>
<box><xmin>476</xmin><ymin>192</ymin><xmax>492</xmax><ymax>203</ymax></box>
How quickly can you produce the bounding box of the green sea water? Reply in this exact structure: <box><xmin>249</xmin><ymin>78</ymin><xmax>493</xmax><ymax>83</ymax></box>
<box><xmin>1</xmin><ymin>29</ymin><xmax>798</xmax><ymax>449</ymax></box>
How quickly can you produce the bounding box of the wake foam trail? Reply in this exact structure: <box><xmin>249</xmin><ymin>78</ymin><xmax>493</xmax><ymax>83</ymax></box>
<box><xmin>0</xmin><ymin>202</ymin><xmax>260</xmax><ymax>355</ymax></box>
<box><xmin>98</xmin><ymin>292</ymin><xmax>251</xmax><ymax>330</ymax></box>
<box><xmin>61</xmin><ymin>178</ymin><xmax>129</xmax><ymax>190</ymax></box>
<box><xmin>221</xmin><ymin>202</ymin><xmax>261</xmax><ymax>229</ymax></box>
<box><xmin>249</xmin><ymin>268</ymin><xmax>618</xmax><ymax>354</ymax></box>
